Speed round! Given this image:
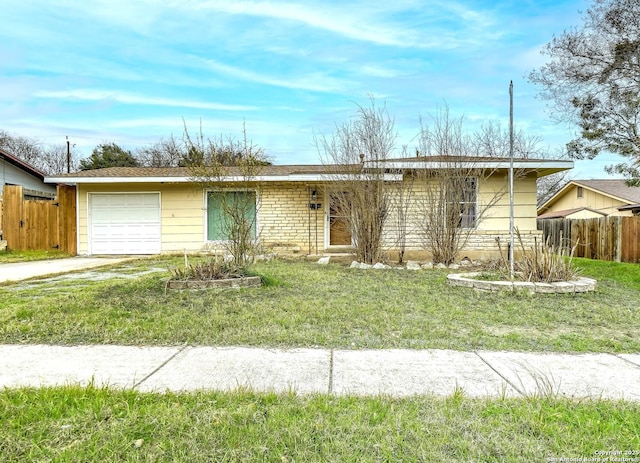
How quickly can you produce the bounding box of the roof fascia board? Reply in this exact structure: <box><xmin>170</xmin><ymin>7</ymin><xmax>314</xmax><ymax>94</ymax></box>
<box><xmin>381</xmin><ymin>160</ymin><xmax>574</xmax><ymax>170</ymax></box>
<box><xmin>45</xmin><ymin>173</ymin><xmax>403</xmax><ymax>184</ymax></box>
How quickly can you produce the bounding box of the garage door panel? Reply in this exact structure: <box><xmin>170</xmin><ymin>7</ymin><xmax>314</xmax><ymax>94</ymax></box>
<box><xmin>89</xmin><ymin>193</ymin><xmax>161</xmax><ymax>255</ymax></box>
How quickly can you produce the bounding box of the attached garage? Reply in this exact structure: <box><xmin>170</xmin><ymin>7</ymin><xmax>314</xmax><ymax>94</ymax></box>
<box><xmin>88</xmin><ymin>193</ymin><xmax>161</xmax><ymax>254</ymax></box>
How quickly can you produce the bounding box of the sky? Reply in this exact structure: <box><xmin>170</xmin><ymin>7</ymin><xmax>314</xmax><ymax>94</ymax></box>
<box><xmin>0</xmin><ymin>0</ymin><xmax>626</xmax><ymax>178</ymax></box>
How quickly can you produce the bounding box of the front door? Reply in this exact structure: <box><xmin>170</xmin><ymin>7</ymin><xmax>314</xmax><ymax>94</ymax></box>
<box><xmin>328</xmin><ymin>195</ymin><xmax>351</xmax><ymax>246</ymax></box>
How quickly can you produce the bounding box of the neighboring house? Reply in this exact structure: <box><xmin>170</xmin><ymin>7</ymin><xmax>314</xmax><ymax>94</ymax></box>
<box><xmin>1</xmin><ymin>148</ymin><xmax>57</xmax><ymax>240</ymax></box>
<box><xmin>0</xmin><ymin>148</ymin><xmax>56</xmax><ymax>197</ymax></box>
<box><xmin>537</xmin><ymin>207</ymin><xmax>608</xmax><ymax>220</ymax></box>
<box><xmin>45</xmin><ymin>156</ymin><xmax>572</xmax><ymax>259</ymax></box>
<box><xmin>538</xmin><ymin>179</ymin><xmax>640</xmax><ymax>218</ymax></box>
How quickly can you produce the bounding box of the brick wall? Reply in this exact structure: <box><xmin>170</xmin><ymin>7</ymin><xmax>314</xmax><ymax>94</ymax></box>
<box><xmin>258</xmin><ymin>183</ymin><xmax>325</xmax><ymax>254</ymax></box>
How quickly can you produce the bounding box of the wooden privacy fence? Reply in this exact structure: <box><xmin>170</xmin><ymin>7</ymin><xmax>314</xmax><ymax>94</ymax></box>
<box><xmin>537</xmin><ymin>216</ymin><xmax>640</xmax><ymax>263</ymax></box>
<box><xmin>1</xmin><ymin>184</ymin><xmax>77</xmax><ymax>254</ymax></box>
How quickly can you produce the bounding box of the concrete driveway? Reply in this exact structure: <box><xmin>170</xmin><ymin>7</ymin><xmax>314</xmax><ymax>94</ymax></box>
<box><xmin>0</xmin><ymin>257</ymin><xmax>134</xmax><ymax>283</ymax></box>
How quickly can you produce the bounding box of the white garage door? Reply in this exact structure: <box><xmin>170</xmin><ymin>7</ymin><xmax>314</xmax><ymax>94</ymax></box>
<box><xmin>89</xmin><ymin>193</ymin><xmax>161</xmax><ymax>255</ymax></box>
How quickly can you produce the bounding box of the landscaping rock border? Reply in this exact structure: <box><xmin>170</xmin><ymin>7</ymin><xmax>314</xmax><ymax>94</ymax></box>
<box><xmin>167</xmin><ymin>276</ymin><xmax>262</xmax><ymax>290</ymax></box>
<box><xmin>447</xmin><ymin>272</ymin><xmax>597</xmax><ymax>294</ymax></box>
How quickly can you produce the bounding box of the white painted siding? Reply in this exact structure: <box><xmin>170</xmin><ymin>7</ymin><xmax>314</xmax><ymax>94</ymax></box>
<box><xmin>0</xmin><ymin>160</ymin><xmax>56</xmax><ymax>195</ymax></box>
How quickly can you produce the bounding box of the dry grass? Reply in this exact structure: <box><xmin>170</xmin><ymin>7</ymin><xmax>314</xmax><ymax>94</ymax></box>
<box><xmin>516</xmin><ymin>231</ymin><xmax>580</xmax><ymax>283</ymax></box>
<box><xmin>0</xmin><ymin>257</ymin><xmax>638</xmax><ymax>353</ymax></box>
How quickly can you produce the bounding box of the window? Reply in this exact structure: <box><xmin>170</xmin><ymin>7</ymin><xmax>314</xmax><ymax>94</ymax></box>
<box><xmin>446</xmin><ymin>177</ymin><xmax>477</xmax><ymax>229</ymax></box>
<box><xmin>207</xmin><ymin>191</ymin><xmax>256</xmax><ymax>241</ymax></box>
<box><xmin>577</xmin><ymin>186</ymin><xmax>583</xmax><ymax>198</ymax></box>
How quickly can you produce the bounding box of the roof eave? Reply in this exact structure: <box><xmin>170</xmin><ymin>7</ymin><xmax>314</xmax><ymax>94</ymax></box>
<box><xmin>380</xmin><ymin>160</ymin><xmax>574</xmax><ymax>173</ymax></box>
<box><xmin>537</xmin><ymin>179</ymin><xmax>578</xmax><ymax>214</ymax></box>
<box><xmin>45</xmin><ymin>173</ymin><xmax>404</xmax><ymax>184</ymax></box>
<box><xmin>0</xmin><ymin>148</ymin><xmax>47</xmax><ymax>181</ymax></box>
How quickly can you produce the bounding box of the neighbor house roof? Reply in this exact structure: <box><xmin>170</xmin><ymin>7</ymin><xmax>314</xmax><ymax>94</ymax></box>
<box><xmin>538</xmin><ymin>179</ymin><xmax>640</xmax><ymax>214</ymax></box>
<box><xmin>572</xmin><ymin>179</ymin><xmax>640</xmax><ymax>204</ymax></box>
<box><xmin>618</xmin><ymin>203</ymin><xmax>640</xmax><ymax>212</ymax></box>
<box><xmin>0</xmin><ymin>148</ymin><xmax>47</xmax><ymax>181</ymax></box>
<box><xmin>45</xmin><ymin>156</ymin><xmax>573</xmax><ymax>184</ymax></box>
<box><xmin>537</xmin><ymin>207</ymin><xmax>608</xmax><ymax>219</ymax></box>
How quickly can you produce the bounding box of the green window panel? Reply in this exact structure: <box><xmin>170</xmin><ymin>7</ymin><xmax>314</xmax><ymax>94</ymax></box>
<box><xmin>207</xmin><ymin>191</ymin><xmax>256</xmax><ymax>241</ymax></box>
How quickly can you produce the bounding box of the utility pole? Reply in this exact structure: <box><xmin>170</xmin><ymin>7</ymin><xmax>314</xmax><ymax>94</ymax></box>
<box><xmin>66</xmin><ymin>136</ymin><xmax>71</xmax><ymax>173</ymax></box>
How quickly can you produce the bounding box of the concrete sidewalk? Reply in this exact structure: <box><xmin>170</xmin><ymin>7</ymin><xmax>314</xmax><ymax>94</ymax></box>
<box><xmin>1</xmin><ymin>344</ymin><xmax>639</xmax><ymax>400</ymax></box>
<box><xmin>0</xmin><ymin>257</ymin><xmax>133</xmax><ymax>283</ymax></box>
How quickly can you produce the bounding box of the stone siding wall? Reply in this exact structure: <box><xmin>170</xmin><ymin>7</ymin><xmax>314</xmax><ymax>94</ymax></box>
<box><xmin>258</xmin><ymin>183</ymin><xmax>325</xmax><ymax>254</ymax></box>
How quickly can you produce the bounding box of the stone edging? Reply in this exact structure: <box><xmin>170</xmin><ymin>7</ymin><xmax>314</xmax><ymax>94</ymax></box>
<box><xmin>447</xmin><ymin>272</ymin><xmax>597</xmax><ymax>294</ymax></box>
<box><xmin>167</xmin><ymin>276</ymin><xmax>262</xmax><ymax>290</ymax></box>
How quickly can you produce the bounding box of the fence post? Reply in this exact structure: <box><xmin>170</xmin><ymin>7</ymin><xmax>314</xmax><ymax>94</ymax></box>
<box><xmin>3</xmin><ymin>185</ymin><xmax>24</xmax><ymax>250</ymax></box>
<box><xmin>614</xmin><ymin>216</ymin><xmax>621</xmax><ymax>262</ymax></box>
<box><xmin>57</xmin><ymin>184</ymin><xmax>77</xmax><ymax>255</ymax></box>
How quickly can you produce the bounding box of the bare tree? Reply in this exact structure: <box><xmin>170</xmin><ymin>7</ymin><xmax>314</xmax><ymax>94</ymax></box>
<box><xmin>42</xmin><ymin>143</ymin><xmax>78</xmax><ymax>174</ymax></box>
<box><xmin>316</xmin><ymin>100</ymin><xmax>397</xmax><ymax>264</ymax></box>
<box><xmin>135</xmin><ymin>135</ymin><xmax>185</xmax><ymax>167</ymax></box>
<box><xmin>389</xmin><ymin>161</ymin><xmax>414</xmax><ymax>264</ymax></box>
<box><xmin>537</xmin><ymin>171</ymin><xmax>572</xmax><ymax>207</ymax></box>
<box><xmin>473</xmin><ymin>121</ymin><xmax>549</xmax><ymax>159</ymax></box>
<box><xmin>414</xmin><ymin>109</ymin><xmax>521</xmax><ymax>265</ymax></box>
<box><xmin>0</xmin><ymin>130</ymin><xmax>42</xmax><ymax>165</ymax></box>
<box><xmin>184</xmin><ymin>124</ymin><xmax>268</xmax><ymax>269</ymax></box>
<box><xmin>529</xmin><ymin>0</ymin><xmax>640</xmax><ymax>179</ymax></box>
<box><xmin>0</xmin><ymin>130</ymin><xmax>78</xmax><ymax>174</ymax></box>
<box><xmin>474</xmin><ymin>123</ymin><xmax>571</xmax><ymax>209</ymax></box>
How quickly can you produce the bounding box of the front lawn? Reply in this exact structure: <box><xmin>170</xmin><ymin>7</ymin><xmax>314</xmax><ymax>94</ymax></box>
<box><xmin>0</xmin><ymin>257</ymin><xmax>638</xmax><ymax>352</ymax></box>
<box><xmin>0</xmin><ymin>249</ymin><xmax>71</xmax><ymax>263</ymax></box>
<box><xmin>1</xmin><ymin>385</ymin><xmax>638</xmax><ymax>462</ymax></box>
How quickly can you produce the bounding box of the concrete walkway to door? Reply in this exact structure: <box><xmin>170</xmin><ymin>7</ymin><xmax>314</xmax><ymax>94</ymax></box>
<box><xmin>0</xmin><ymin>257</ymin><xmax>134</xmax><ymax>284</ymax></box>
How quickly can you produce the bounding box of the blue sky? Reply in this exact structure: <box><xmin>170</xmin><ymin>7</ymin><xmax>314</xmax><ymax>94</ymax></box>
<box><xmin>0</xmin><ymin>0</ymin><xmax>624</xmax><ymax>177</ymax></box>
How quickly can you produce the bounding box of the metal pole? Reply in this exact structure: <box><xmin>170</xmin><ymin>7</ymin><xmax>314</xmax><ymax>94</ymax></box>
<box><xmin>66</xmin><ymin>136</ymin><xmax>71</xmax><ymax>173</ymax></box>
<box><xmin>509</xmin><ymin>81</ymin><xmax>515</xmax><ymax>279</ymax></box>
<box><xmin>314</xmin><ymin>187</ymin><xmax>318</xmax><ymax>254</ymax></box>
<box><xmin>308</xmin><ymin>186</ymin><xmax>311</xmax><ymax>255</ymax></box>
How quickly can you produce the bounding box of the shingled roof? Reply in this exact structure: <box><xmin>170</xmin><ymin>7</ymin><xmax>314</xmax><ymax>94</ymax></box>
<box><xmin>537</xmin><ymin>207</ymin><xmax>608</xmax><ymax>219</ymax></box>
<box><xmin>573</xmin><ymin>179</ymin><xmax>640</xmax><ymax>204</ymax></box>
<box><xmin>45</xmin><ymin>156</ymin><xmax>573</xmax><ymax>184</ymax></box>
<box><xmin>48</xmin><ymin>164</ymin><xmax>339</xmax><ymax>179</ymax></box>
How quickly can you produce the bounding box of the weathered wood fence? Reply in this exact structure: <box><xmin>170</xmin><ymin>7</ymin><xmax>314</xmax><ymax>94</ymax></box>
<box><xmin>537</xmin><ymin>216</ymin><xmax>640</xmax><ymax>263</ymax></box>
<box><xmin>1</xmin><ymin>184</ymin><xmax>77</xmax><ymax>254</ymax></box>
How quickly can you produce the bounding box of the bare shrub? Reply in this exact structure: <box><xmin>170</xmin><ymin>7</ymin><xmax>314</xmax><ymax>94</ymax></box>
<box><xmin>414</xmin><ymin>110</ymin><xmax>504</xmax><ymax>265</ymax></box>
<box><xmin>184</xmin><ymin>123</ymin><xmax>268</xmax><ymax>269</ymax></box>
<box><xmin>515</xmin><ymin>230</ymin><xmax>580</xmax><ymax>283</ymax></box>
<box><xmin>316</xmin><ymin>100</ymin><xmax>397</xmax><ymax>264</ymax></box>
<box><xmin>169</xmin><ymin>256</ymin><xmax>247</xmax><ymax>281</ymax></box>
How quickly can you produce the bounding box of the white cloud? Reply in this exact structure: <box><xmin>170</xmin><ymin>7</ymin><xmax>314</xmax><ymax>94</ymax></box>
<box><xmin>197</xmin><ymin>58</ymin><xmax>350</xmax><ymax>93</ymax></box>
<box><xmin>183</xmin><ymin>0</ymin><xmax>421</xmax><ymax>48</ymax></box>
<box><xmin>359</xmin><ymin>65</ymin><xmax>402</xmax><ymax>79</ymax></box>
<box><xmin>34</xmin><ymin>89</ymin><xmax>258</xmax><ymax>112</ymax></box>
